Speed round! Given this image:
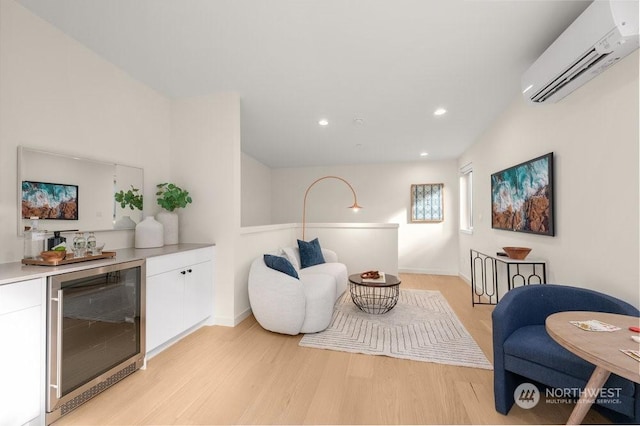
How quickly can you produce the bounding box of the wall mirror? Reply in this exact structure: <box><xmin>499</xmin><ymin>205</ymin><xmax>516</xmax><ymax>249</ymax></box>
<box><xmin>17</xmin><ymin>146</ymin><xmax>144</xmax><ymax>235</ymax></box>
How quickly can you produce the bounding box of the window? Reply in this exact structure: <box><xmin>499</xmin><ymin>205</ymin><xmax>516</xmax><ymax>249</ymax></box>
<box><xmin>410</xmin><ymin>183</ymin><xmax>444</xmax><ymax>222</ymax></box>
<box><xmin>459</xmin><ymin>163</ymin><xmax>473</xmax><ymax>233</ymax></box>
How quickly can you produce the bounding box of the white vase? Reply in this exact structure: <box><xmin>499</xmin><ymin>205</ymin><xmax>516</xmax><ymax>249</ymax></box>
<box><xmin>156</xmin><ymin>210</ymin><xmax>179</xmax><ymax>245</ymax></box>
<box><xmin>135</xmin><ymin>216</ymin><xmax>164</xmax><ymax>248</ymax></box>
<box><xmin>114</xmin><ymin>215</ymin><xmax>137</xmax><ymax>229</ymax></box>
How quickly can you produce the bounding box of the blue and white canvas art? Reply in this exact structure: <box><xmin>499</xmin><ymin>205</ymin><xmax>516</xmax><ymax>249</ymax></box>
<box><xmin>491</xmin><ymin>153</ymin><xmax>554</xmax><ymax>236</ymax></box>
<box><xmin>22</xmin><ymin>181</ymin><xmax>79</xmax><ymax>220</ymax></box>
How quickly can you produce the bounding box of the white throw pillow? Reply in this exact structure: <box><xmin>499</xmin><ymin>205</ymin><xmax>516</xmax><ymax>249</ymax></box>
<box><xmin>282</xmin><ymin>247</ymin><xmax>301</xmax><ymax>271</ymax></box>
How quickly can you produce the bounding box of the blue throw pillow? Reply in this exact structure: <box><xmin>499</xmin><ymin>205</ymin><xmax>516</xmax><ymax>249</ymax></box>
<box><xmin>263</xmin><ymin>254</ymin><xmax>299</xmax><ymax>279</ymax></box>
<box><xmin>297</xmin><ymin>238</ymin><xmax>325</xmax><ymax>269</ymax></box>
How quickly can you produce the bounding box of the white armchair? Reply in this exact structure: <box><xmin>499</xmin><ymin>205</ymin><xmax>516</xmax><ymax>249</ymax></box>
<box><xmin>248</xmin><ymin>248</ymin><xmax>347</xmax><ymax>335</ymax></box>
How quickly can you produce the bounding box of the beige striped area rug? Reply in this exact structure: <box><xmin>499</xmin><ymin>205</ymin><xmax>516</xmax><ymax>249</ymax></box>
<box><xmin>299</xmin><ymin>289</ymin><xmax>493</xmax><ymax>370</ymax></box>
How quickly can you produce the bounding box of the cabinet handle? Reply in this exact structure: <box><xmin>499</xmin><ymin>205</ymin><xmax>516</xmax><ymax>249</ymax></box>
<box><xmin>181</xmin><ymin>270</ymin><xmax>186</xmax><ymax>275</ymax></box>
<box><xmin>52</xmin><ymin>290</ymin><xmax>63</xmax><ymax>400</ymax></box>
<box><xmin>187</xmin><ymin>269</ymin><xmax>192</xmax><ymax>273</ymax></box>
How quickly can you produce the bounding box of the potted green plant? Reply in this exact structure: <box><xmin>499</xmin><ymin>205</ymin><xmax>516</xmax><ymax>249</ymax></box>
<box><xmin>114</xmin><ymin>186</ymin><xmax>143</xmax><ymax>229</ymax></box>
<box><xmin>155</xmin><ymin>183</ymin><xmax>192</xmax><ymax>211</ymax></box>
<box><xmin>114</xmin><ymin>185</ymin><xmax>143</xmax><ymax>210</ymax></box>
<box><xmin>155</xmin><ymin>182</ymin><xmax>193</xmax><ymax>244</ymax></box>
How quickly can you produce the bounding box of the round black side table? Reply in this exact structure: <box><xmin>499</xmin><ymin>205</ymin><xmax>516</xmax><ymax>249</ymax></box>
<box><xmin>348</xmin><ymin>273</ymin><xmax>401</xmax><ymax>314</ymax></box>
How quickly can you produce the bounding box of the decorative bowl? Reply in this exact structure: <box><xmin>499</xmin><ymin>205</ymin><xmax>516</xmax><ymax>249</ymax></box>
<box><xmin>40</xmin><ymin>250</ymin><xmax>66</xmax><ymax>262</ymax></box>
<box><xmin>502</xmin><ymin>247</ymin><xmax>532</xmax><ymax>260</ymax></box>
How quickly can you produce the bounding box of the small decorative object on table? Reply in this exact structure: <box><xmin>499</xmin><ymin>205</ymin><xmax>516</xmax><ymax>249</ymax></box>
<box><xmin>360</xmin><ymin>270</ymin><xmax>386</xmax><ymax>283</ymax></box>
<box><xmin>23</xmin><ymin>217</ymin><xmax>45</xmax><ymax>259</ymax></box>
<box><xmin>39</xmin><ymin>250</ymin><xmax>66</xmax><ymax>262</ymax></box>
<box><xmin>86</xmin><ymin>232</ymin><xmax>97</xmax><ymax>254</ymax></box>
<box><xmin>72</xmin><ymin>232</ymin><xmax>87</xmax><ymax>258</ymax></box>
<box><xmin>502</xmin><ymin>246</ymin><xmax>532</xmax><ymax>260</ymax></box>
<box><xmin>135</xmin><ymin>216</ymin><xmax>164</xmax><ymax>248</ymax></box>
<box><xmin>360</xmin><ymin>270</ymin><xmax>381</xmax><ymax>279</ymax></box>
<box><xmin>47</xmin><ymin>231</ymin><xmax>67</xmax><ymax>251</ymax></box>
<box><xmin>569</xmin><ymin>319</ymin><xmax>621</xmax><ymax>332</ymax></box>
<box><xmin>92</xmin><ymin>242</ymin><xmax>105</xmax><ymax>255</ymax></box>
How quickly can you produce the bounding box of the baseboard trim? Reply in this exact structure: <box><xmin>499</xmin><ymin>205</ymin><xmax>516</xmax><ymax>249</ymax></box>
<box><xmin>214</xmin><ymin>307</ymin><xmax>252</xmax><ymax>327</ymax></box>
<box><xmin>398</xmin><ymin>268</ymin><xmax>458</xmax><ymax>276</ymax></box>
<box><xmin>459</xmin><ymin>272</ymin><xmax>471</xmax><ymax>284</ymax></box>
<box><xmin>213</xmin><ymin>316</ymin><xmax>235</xmax><ymax>327</ymax></box>
<box><xmin>234</xmin><ymin>307</ymin><xmax>252</xmax><ymax>325</ymax></box>
<box><xmin>145</xmin><ymin>319</ymin><xmax>209</xmax><ymax>360</ymax></box>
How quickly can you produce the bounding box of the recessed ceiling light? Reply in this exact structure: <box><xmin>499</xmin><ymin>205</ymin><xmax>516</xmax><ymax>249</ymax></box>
<box><xmin>420</xmin><ymin>152</ymin><xmax>429</xmax><ymax>157</ymax></box>
<box><xmin>318</xmin><ymin>119</ymin><xmax>329</xmax><ymax>126</ymax></box>
<box><xmin>433</xmin><ymin>108</ymin><xmax>447</xmax><ymax>116</ymax></box>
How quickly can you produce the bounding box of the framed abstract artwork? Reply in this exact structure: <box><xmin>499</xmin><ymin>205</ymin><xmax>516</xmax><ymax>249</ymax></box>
<box><xmin>22</xmin><ymin>180</ymin><xmax>79</xmax><ymax>220</ymax></box>
<box><xmin>491</xmin><ymin>153</ymin><xmax>554</xmax><ymax>236</ymax></box>
<box><xmin>411</xmin><ymin>183</ymin><xmax>444</xmax><ymax>223</ymax></box>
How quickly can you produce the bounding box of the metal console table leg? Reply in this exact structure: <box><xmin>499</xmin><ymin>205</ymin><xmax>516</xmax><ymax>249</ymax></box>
<box><xmin>471</xmin><ymin>250</ymin><xmax>498</xmax><ymax>306</ymax></box>
<box><xmin>470</xmin><ymin>249</ymin><xmax>548</xmax><ymax>306</ymax></box>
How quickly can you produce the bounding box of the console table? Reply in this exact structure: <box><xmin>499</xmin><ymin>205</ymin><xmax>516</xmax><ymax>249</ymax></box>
<box><xmin>470</xmin><ymin>249</ymin><xmax>547</xmax><ymax>306</ymax></box>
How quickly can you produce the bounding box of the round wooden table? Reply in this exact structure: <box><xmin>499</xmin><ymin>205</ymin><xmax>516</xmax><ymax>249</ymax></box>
<box><xmin>545</xmin><ymin>311</ymin><xmax>640</xmax><ymax>425</ymax></box>
<box><xmin>348</xmin><ymin>273</ymin><xmax>401</xmax><ymax>314</ymax></box>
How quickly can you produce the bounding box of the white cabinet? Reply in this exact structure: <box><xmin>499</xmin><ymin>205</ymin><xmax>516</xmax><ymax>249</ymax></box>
<box><xmin>0</xmin><ymin>278</ymin><xmax>45</xmax><ymax>426</ymax></box>
<box><xmin>146</xmin><ymin>247</ymin><xmax>214</xmax><ymax>354</ymax></box>
<box><xmin>146</xmin><ymin>269</ymin><xmax>184</xmax><ymax>351</ymax></box>
<box><xmin>183</xmin><ymin>261</ymin><xmax>214</xmax><ymax>329</ymax></box>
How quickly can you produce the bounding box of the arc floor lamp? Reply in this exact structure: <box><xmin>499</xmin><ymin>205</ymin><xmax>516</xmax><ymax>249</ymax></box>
<box><xmin>302</xmin><ymin>175</ymin><xmax>362</xmax><ymax>241</ymax></box>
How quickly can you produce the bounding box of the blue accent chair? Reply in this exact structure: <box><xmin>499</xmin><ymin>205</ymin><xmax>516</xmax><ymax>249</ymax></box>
<box><xmin>493</xmin><ymin>284</ymin><xmax>640</xmax><ymax>423</ymax></box>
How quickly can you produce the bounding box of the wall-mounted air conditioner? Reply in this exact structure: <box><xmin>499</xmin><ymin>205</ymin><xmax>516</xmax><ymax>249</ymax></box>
<box><xmin>522</xmin><ymin>0</ymin><xmax>639</xmax><ymax>104</ymax></box>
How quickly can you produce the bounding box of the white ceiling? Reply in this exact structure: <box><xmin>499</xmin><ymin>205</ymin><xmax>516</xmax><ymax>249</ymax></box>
<box><xmin>17</xmin><ymin>0</ymin><xmax>591</xmax><ymax>168</ymax></box>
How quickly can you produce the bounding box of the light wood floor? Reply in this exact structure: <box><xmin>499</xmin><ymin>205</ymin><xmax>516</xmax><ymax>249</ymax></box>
<box><xmin>56</xmin><ymin>274</ymin><xmax>609</xmax><ymax>425</ymax></box>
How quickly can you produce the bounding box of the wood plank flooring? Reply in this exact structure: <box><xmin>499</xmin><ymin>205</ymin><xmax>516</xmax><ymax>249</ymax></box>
<box><xmin>55</xmin><ymin>274</ymin><xmax>609</xmax><ymax>425</ymax></box>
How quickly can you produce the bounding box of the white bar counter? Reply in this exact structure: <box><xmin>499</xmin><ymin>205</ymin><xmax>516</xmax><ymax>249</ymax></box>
<box><xmin>0</xmin><ymin>243</ymin><xmax>214</xmax><ymax>286</ymax></box>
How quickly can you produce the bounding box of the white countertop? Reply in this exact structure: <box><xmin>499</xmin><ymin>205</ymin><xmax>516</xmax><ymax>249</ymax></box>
<box><xmin>0</xmin><ymin>243</ymin><xmax>214</xmax><ymax>285</ymax></box>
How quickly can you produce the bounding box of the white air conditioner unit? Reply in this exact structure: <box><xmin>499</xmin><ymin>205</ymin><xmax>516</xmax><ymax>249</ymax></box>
<box><xmin>522</xmin><ymin>0</ymin><xmax>639</xmax><ymax>104</ymax></box>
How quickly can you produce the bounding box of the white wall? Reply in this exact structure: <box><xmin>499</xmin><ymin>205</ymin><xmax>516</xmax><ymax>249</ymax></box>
<box><xmin>0</xmin><ymin>0</ymin><xmax>172</xmax><ymax>263</ymax></box>
<box><xmin>241</xmin><ymin>153</ymin><xmax>272</xmax><ymax>226</ymax></box>
<box><xmin>171</xmin><ymin>94</ymin><xmax>242</xmax><ymax>327</ymax></box>
<box><xmin>301</xmin><ymin>223</ymin><xmax>399</xmax><ymax>275</ymax></box>
<box><xmin>458</xmin><ymin>51</ymin><xmax>639</xmax><ymax>308</ymax></box>
<box><xmin>270</xmin><ymin>161</ymin><xmax>459</xmax><ymax>275</ymax></box>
